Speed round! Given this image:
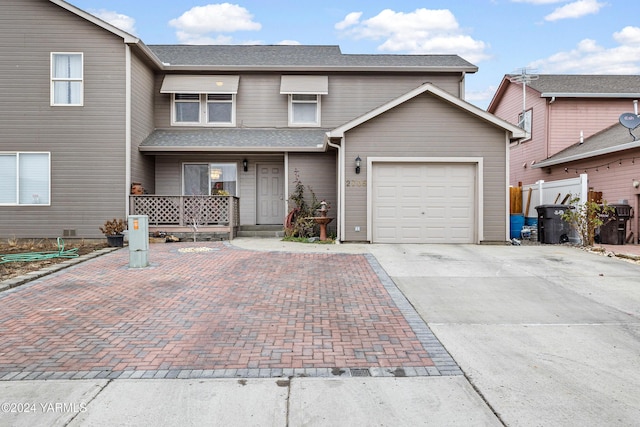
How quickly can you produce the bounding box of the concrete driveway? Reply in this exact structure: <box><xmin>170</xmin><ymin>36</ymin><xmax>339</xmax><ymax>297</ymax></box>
<box><xmin>368</xmin><ymin>243</ymin><xmax>640</xmax><ymax>426</ymax></box>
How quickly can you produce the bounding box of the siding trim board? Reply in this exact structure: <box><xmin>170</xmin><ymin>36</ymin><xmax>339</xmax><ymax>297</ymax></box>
<box><xmin>366</xmin><ymin>157</ymin><xmax>484</xmax><ymax>244</ymax></box>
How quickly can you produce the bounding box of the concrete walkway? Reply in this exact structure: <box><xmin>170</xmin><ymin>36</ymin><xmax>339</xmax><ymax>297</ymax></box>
<box><xmin>1</xmin><ymin>238</ymin><xmax>639</xmax><ymax>426</ymax></box>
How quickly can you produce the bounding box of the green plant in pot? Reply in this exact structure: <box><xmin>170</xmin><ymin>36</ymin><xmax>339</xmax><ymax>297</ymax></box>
<box><xmin>99</xmin><ymin>218</ymin><xmax>126</xmax><ymax>247</ymax></box>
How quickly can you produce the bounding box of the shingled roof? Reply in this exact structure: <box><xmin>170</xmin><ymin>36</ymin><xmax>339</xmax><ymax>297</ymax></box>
<box><xmin>533</xmin><ymin>122</ymin><xmax>640</xmax><ymax>168</ymax></box>
<box><xmin>139</xmin><ymin>128</ymin><xmax>330</xmax><ymax>152</ymax></box>
<box><xmin>516</xmin><ymin>74</ymin><xmax>640</xmax><ymax>97</ymax></box>
<box><xmin>147</xmin><ymin>45</ymin><xmax>478</xmax><ymax>72</ymax></box>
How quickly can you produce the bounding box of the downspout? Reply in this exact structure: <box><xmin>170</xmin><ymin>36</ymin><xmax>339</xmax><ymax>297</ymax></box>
<box><xmin>125</xmin><ymin>45</ymin><xmax>132</xmax><ymax>217</ymax></box>
<box><xmin>326</xmin><ymin>137</ymin><xmax>343</xmax><ymax>243</ymax></box>
<box><xmin>458</xmin><ymin>72</ymin><xmax>466</xmax><ymax>99</ymax></box>
<box><xmin>545</xmin><ymin>96</ymin><xmax>555</xmax><ymax>160</ymax></box>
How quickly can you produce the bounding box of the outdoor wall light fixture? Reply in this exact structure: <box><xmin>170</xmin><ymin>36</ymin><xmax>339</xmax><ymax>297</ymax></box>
<box><xmin>633</xmin><ymin>179</ymin><xmax>640</xmax><ymax>189</ymax></box>
<box><xmin>355</xmin><ymin>155</ymin><xmax>361</xmax><ymax>174</ymax></box>
<box><xmin>243</xmin><ymin>159</ymin><xmax>248</xmax><ymax>172</ymax></box>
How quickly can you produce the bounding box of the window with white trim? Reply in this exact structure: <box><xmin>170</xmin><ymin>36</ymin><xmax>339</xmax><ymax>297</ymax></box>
<box><xmin>289</xmin><ymin>94</ymin><xmax>320</xmax><ymax>126</ymax></box>
<box><xmin>518</xmin><ymin>109</ymin><xmax>532</xmax><ymax>139</ymax></box>
<box><xmin>172</xmin><ymin>93</ymin><xmax>235</xmax><ymax>126</ymax></box>
<box><xmin>0</xmin><ymin>153</ymin><xmax>51</xmax><ymax>205</ymax></box>
<box><xmin>183</xmin><ymin>163</ymin><xmax>237</xmax><ymax>196</ymax></box>
<box><xmin>51</xmin><ymin>53</ymin><xmax>83</xmax><ymax>106</ymax></box>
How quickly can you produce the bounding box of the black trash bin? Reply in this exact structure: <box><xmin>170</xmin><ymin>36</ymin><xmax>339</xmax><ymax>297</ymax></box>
<box><xmin>535</xmin><ymin>204</ymin><xmax>573</xmax><ymax>244</ymax></box>
<box><xmin>598</xmin><ymin>204</ymin><xmax>632</xmax><ymax>245</ymax></box>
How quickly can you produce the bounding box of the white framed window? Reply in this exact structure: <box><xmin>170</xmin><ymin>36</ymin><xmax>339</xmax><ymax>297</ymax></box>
<box><xmin>172</xmin><ymin>93</ymin><xmax>236</xmax><ymax>126</ymax></box>
<box><xmin>51</xmin><ymin>53</ymin><xmax>83</xmax><ymax>106</ymax></box>
<box><xmin>518</xmin><ymin>109</ymin><xmax>532</xmax><ymax>139</ymax></box>
<box><xmin>183</xmin><ymin>163</ymin><xmax>237</xmax><ymax>196</ymax></box>
<box><xmin>174</xmin><ymin>94</ymin><xmax>201</xmax><ymax>124</ymax></box>
<box><xmin>207</xmin><ymin>94</ymin><xmax>234</xmax><ymax>124</ymax></box>
<box><xmin>0</xmin><ymin>152</ymin><xmax>51</xmax><ymax>205</ymax></box>
<box><xmin>289</xmin><ymin>94</ymin><xmax>320</xmax><ymax>126</ymax></box>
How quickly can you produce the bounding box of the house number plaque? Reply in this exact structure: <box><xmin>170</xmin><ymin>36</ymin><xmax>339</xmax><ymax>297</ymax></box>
<box><xmin>346</xmin><ymin>180</ymin><xmax>366</xmax><ymax>187</ymax></box>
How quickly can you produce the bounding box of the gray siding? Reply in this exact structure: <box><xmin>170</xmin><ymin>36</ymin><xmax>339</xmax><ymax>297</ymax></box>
<box><xmin>288</xmin><ymin>151</ymin><xmax>338</xmax><ymax>234</ymax></box>
<box><xmin>343</xmin><ymin>92</ymin><xmax>507</xmax><ymax>242</ymax></box>
<box><xmin>153</xmin><ymin>73</ymin><xmax>461</xmax><ymax>129</ymax></box>
<box><xmin>0</xmin><ymin>0</ymin><xmax>128</xmax><ymax>238</ymax></box>
<box><xmin>131</xmin><ymin>52</ymin><xmax>156</xmax><ymax>193</ymax></box>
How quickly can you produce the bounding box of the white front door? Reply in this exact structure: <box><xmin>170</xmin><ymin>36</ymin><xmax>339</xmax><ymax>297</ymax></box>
<box><xmin>257</xmin><ymin>164</ymin><xmax>284</xmax><ymax>224</ymax></box>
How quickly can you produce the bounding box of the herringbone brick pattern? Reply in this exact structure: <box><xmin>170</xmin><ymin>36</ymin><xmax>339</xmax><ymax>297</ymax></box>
<box><xmin>0</xmin><ymin>243</ymin><xmax>435</xmax><ymax>376</ymax></box>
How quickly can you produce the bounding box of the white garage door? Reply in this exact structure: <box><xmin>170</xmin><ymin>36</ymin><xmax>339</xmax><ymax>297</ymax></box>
<box><xmin>372</xmin><ymin>163</ymin><xmax>476</xmax><ymax>243</ymax></box>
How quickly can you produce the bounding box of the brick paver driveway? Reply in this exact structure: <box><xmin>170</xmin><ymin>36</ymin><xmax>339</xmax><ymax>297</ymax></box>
<box><xmin>0</xmin><ymin>242</ymin><xmax>458</xmax><ymax>380</ymax></box>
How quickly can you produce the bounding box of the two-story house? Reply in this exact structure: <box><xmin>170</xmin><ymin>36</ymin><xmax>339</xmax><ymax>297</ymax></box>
<box><xmin>488</xmin><ymin>74</ymin><xmax>640</xmax><ymax>243</ymax></box>
<box><xmin>1</xmin><ymin>0</ymin><xmax>524</xmax><ymax>244</ymax></box>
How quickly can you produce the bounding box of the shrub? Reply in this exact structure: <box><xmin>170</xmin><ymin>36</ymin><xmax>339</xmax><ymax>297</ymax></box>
<box><xmin>285</xmin><ymin>170</ymin><xmax>322</xmax><ymax>238</ymax></box>
<box><xmin>561</xmin><ymin>197</ymin><xmax>614</xmax><ymax>246</ymax></box>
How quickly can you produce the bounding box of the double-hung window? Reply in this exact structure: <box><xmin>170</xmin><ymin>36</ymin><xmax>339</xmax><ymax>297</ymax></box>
<box><xmin>51</xmin><ymin>53</ymin><xmax>83</xmax><ymax>106</ymax></box>
<box><xmin>280</xmin><ymin>75</ymin><xmax>328</xmax><ymax>127</ymax></box>
<box><xmin>0</xmin><ymin>153</ymin><xmax>51</xmax><ymax>205</ymax></box>
<box><xmin>161</xmin><ymin>75</ymin><xmax>239</xmax><ymax>127</ymax></box>
<box><xmin>174</xmin><ymin>94</ymin><xmax>201</xmax><ymax>124</ymax></box>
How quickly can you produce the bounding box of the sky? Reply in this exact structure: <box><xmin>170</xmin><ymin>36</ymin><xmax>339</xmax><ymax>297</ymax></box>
<box><xmin>68</xmin><ymin>0</ymin><xmax>640</xmax><ymax>109</ymax></box>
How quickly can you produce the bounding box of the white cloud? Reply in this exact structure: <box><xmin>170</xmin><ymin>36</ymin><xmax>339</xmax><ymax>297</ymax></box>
<box><xmin>91</xmin><ymin>9</ymin><xmax>137</xmax><ymax>35</ymax></box>
<box><xmin>277</xmin><ymin>40</ymin><xmax>301</xmax><ymax>45</ymax></box>
<box><xmin>335</xmin><ymin>12</ymin><xmax>362</xmax><ymax>30</ymax></box>
<box><xmin>544</xmin><ymin>0</ymin><xmax>606</xmax><ymax>21</ymax></box>
<box><xmin>336</xmin><ymin>8</ymin><xmax>490</xmax><ymax>63</ymax></box>
<box><xmin>528</xmin><ymin>26</ymin><xmax>640</xmax><ymax>74</ymax></box>
<box><xmin>169</xmin><ymin>3</ymin><xmax>261</xmax><ymax>44</ymax></box>
<box><xmin>510</xmin><ymin>0</ymin><xmax>566</xmax><ymax>4</ymax></box>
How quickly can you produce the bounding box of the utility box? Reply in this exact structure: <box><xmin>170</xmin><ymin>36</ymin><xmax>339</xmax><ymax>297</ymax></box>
<box><xmin>128</xmin><ymin>215</ymin><xmax>149</xmax><ymax>268</ymax></box>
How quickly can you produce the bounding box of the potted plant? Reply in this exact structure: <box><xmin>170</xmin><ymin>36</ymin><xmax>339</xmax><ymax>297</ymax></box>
<box><xmin>99</xmin><ymin>218</ymin><xmax>126</xmax><ymax>247</ymax></box>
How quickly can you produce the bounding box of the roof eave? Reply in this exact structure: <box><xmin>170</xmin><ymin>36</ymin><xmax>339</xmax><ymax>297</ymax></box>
<box><xmin>160</xmin><ymin>65</ymin><xmax>478</xmax><ymax>73</ymax></box>
<box><xmin>540</xmin><ymin>92</ymin><xmax>640</xmax><ymax>98</ymax></box>
<box><xmin>532</xmin><ymin>139</ymin><xmax>640</xmax><ymax>168</ymax></box>
<box><xmin>139</xmin><ymin>145</ymin><xmax>326</xmax><ymax>153</ymax></box>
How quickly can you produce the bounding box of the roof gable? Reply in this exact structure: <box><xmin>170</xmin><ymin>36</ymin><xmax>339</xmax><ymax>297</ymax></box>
<box><xmin>328</xmin><ymin>83</ymin><xmax>526</xmax><ymax>140</ymax></box>
<box><xmin>49</xmin><ymin>0</ymin><xmax>139</xmax><ymax>43</ymax></box>
<box><xmin>488</xmin><ymin>74</ymin><xmax>640</xmax><ymax>112</ymax></box>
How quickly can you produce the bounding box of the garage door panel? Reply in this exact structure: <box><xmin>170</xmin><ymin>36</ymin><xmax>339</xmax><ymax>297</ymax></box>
<box><xmin>373</xmin><ymin>163</ymin><xmax>475</xmax><ymax>244</ymax></box>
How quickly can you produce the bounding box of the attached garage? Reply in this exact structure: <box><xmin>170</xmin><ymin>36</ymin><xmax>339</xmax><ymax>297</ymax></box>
<box><xmin>371</xmin><ymin>161</ymin><xmax>478</xmax><ymax>243</ymax></box>
<box><xmin>327</xmin><ymin>83</ymin><xmax>526</xmax><ymax>244</ymax></box>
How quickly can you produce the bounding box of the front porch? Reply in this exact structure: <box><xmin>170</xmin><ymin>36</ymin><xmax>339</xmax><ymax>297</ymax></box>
<box><xmin>129</xmin><ymin>195</ymin><xmax>240</xmax><ymax>239</ymax></box>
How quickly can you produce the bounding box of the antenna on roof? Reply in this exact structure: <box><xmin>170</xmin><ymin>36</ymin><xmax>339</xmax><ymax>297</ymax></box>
<box><xmin>509</xmin><ymin>68</ymin><xmax>538</xmax><ymax>131</ymax></box>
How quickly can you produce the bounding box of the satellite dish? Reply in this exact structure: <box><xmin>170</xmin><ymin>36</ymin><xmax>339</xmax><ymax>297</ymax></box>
<box><xmin>619</xmin><ymin>113</ymin><xmax>640</xmax><ymax>129</ymax></box>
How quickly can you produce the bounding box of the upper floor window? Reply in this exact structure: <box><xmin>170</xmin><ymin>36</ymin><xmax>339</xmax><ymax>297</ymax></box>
<box><xmin>280</xmin><ymin>75</ymin><xmax>328</xmax><ymax>127</ymax></box>
<box><xmin>172</xmin><ymin>93</ymin><xmax>236</xmax><ymax>126</ymax></box>
<box><xmin>51</xmin><ymin>53</ymin><xmax>83</xmax><ymax>106</ymax></box>
<box><xmin>518</xmin><ymin>109</ymin><xmax>532</xmax><ymax>139</ymax></box>
<box><xmin>0</xmin><ymin>153</ymin><xmax>51</xmax><ymax>205</ymax></box>
<box><xmin>161</xmin><ymin>75</ymin><xmax>239</xmax><ymax>127</ymax></box>
<box><xmin>290</xmin><ymin>94</ymin><xmax>320</xmax><ymax>126</ymax></box>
